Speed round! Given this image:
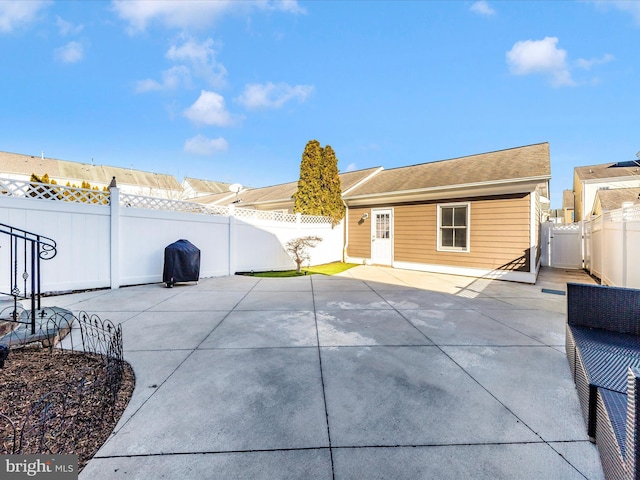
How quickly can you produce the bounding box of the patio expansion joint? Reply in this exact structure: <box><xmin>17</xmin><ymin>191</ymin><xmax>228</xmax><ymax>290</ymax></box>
<box><xmin>376</xmin><ymin>295</ymin><xmax>591</xmax><ymax>480</ymax></box>
<box><xmin>93</xmin><ymin>446</ymin><xmax>332</xmax><ymax>461</ymax></box>
<box><xmin>94</xmin><ymin>438</ymin><xmax>590</xmax><ymax>462</ymax></box>
<box><xmin>310</xmin><ymin>275</ymin><xmax>336</xmax><ymax>480</ymax></box>
<box><xmin>479</xmin><ymin>308</ymin><xmax>563</xmax><ymax>347</ymax></box>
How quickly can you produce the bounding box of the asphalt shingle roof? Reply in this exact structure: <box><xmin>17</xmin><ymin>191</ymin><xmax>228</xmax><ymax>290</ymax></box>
<box><xmin>0</xmin><ymin>150</ymin><xmax>182</xmax><ymax>191</ymax></box>
<box><xmin>344</xmin><ymin>143</ymin><xmax>550</xmax><ymax>198</ymax></box>
<box><xmin>575</xmin><ymin>160</ymin><xmax>640</xmax><ymax>181</ymax></box>
<box><xmin>563</xmin><ymin>190</ymin><xmax>574</xmax><ymax>209</ymax></box>
<box><xmin>195</xmin><ymin>167</ymin><xmax>382</xmax><ymax>206</ymax></box>
<box><xmin>594</xmin><ymin>187</ymin><xmax>640</xmax><ymax>212</ymax></box>
<box><xmin>184</xmin><ymin>177</ymin><xmax>232</xmax><ymax>195</ymax></box>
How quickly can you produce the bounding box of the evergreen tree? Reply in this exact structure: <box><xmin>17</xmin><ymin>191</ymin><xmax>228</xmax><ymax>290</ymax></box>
<box><xmin>320</xmin><ymin>145</ymin><xmax>345</xmax><ymax>226</ymax></box>
<box><xmin>293</xmin><ymin>140</ymin><xmax>345</xmax><ymax>226</ymax></box>
<box><xmin>293</xmin><ymin>140</ymin><xmax>323</xmax><ymax>215</ymax></box>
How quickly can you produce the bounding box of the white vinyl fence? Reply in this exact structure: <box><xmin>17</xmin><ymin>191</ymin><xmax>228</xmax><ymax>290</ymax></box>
<box><xmin>0</xmin><ymin>178</ymin><xmax>343</xmax><ymax>294</ymax></box>
<box><xmin>584</xmin><ymin>205</ymin><xmax>640</xmax><ymax>288</ymax></box>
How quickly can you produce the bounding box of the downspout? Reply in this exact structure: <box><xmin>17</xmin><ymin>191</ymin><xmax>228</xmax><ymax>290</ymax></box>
<box><xmin>530</xmin><ymin>190</ymin><xmax>537</xmax><ymax>280</ymax></box>
<box><xmin>342</xmin><ymin>199</ymin><xmax>349</xmax><ymax>263</ymax></box>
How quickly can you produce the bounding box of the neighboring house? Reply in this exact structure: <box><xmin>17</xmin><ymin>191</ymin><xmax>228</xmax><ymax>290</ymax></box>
<box><xmin>182</xmin><ymin>177</ymin><xmax>233</xmax><ymax>199</ymax></box>
<box><xmin>573</xmin><ymin>160</ymin><xmax>640</xmax><ymax>221</ymax></box>
<box><xmin>342</xmin><ymin>143</ymin><xmax>551</xmax><ymax>283</ymax></box>
<box><xmin>591</xmin><ymin>187</ymin><xmax>640</xmax><ymax>216</ymax></box>
<box><xmin>194</xmin><ymin>167</ymin><xmax>383</xmax><ymax>213</ymax></box>
<box><xmin>0</xmin><ymin>150</ymin><xmax>183</xmax><ymax>199</ymax></box>
<box><xmin>562</xmin><ymin>189</ymin><xmax>575</xmax><ymax>223</ymax></box>
<box><xmin>548</xmin><ymin>208</ymin><xmax>565</xmax><ymax>224</ymax></box>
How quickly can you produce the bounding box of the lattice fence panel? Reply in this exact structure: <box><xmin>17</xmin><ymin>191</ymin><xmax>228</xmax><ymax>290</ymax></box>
<box><xmin>0</xmin><ymin>178</ymin><xmax>110</xmax><ymax>205</ymax></box>
<box><xmin>119</xmin><ymin>193</ymin><xmax>222</xmax><ymax>215</ymax></box>
<box><xmin>300</xmin><ymin>214</ymin><xmax>333</xmax><ymax>225</ymax></box>
<box><xmin>1</xmin><ymin>177</ymin><xmax>334</xmax><ymax>225</ymax></box>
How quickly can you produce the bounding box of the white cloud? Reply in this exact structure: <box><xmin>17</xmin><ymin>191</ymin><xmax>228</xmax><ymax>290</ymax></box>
<box><xmin>184</xmin><ymin>134</ymin><xmax>228</xmax><ymax>155</ymax></box>
<box><xmin>236</xmin><ymin>82</ymin><xmax>314</xmax><ymax>109</ymax></box>
<box><xmin>591</xmin><ymin>0</ymin><xmax>640</xmax><ymax>24</ymax></box>
<box><xmin>183</xmin><ymin>90</ymin><xmax>235</xmax><ymax>126</ymax></box>
<box><xmin>0</xmin><ymin>1</ymin><xmax>50</xmax><ymax>33</ymax></box>
<box><xmin>506</xmin><ymin>36</ymin><xmax>575</xmax><ymax>87</ymax></box>
<box><xmin>345</xmin><ymin>163</ymin><xmax>357</xmax><ymax>172</ymax></box>
<box><xmin>56</xmin><ymin>15</ymin><xmax>83</xmax><ymax>36</ymax></box>
<box><xmin>112</xmin><ymin>0</ymin><xmax>231</xmax><ymax>33</ymax></box>
<box><xmin>135</xmin><ymin>79</ymin><xmax>163</xmax><ymax>93</ymax></box>
<box><xmin>54</xmin><ymin>41</ymin><xmax>84</xmax><ymax>64</ymax></box>
<box><xmin>166</xmin><ymin>38</ymin><xmax>226</xmax><ymax>87</ymax></box>
<box><xmin>575</xmin><ymin>53</ymin><xmax>615</xmax><ymax>70</ymax></box>
<box><xmin>135</xmin><ymin>38</ymin><xmax>226</xmax><ymax>94</ymax></box>
<box><xmin>261</xmin><ymin>0</ymin><xmax>306</xmax><ymax>15</ymax></box>
<box><xmin>112</xmin><ymin>0</ymin><xmax>304</xmax><ymax>33</ymax></box>
<box><xmin>135</xmin><ymin>65</ymin><xmax>191</xmax><ymax>93</ymax></box>
<box><xmin>470</xmin><ymin>1</ymin><xmax>495</xmax><ymax>16</ymax></box>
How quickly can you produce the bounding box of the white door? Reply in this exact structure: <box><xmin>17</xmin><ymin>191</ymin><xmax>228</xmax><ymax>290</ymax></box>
<box><xmin>371</xmin><ymin>209</ymin><xmax>393</xmax><ymax>265</ymax></box>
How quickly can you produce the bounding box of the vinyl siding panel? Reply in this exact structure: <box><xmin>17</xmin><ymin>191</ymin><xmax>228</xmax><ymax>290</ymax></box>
<box><xmin>393</xmin><ymin>194</ymin><xmax>531</xmax><ymax>271</ymax></box>
<box><xmin>347</xmin><ymin>207</ymin><xmax>371</xmax><ymax>258</ymax></box>
<box><xmin>347</xmin><ymin>194</ymin><xmax>532</xmax><ymax>272</ymax></box>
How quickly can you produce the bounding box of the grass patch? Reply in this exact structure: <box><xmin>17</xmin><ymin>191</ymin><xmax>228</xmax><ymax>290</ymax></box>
<box><xmin>306</xmin><ymin>262</ymin><xmax>359</xmax><ymax>275</ymax></box>
<box><xmin>240</xmin><ymin>262</ymin><xmax>359</xmax><ymax>278</ymax></box>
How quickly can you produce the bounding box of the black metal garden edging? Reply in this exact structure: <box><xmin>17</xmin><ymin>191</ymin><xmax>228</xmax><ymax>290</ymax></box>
<box><xmin>0</xmin><ymin>222</ymin><xmax>57</xmax><ymax>334</ymax></box>
<box><xmin>0</xmin><ymin>310</ymin><xmax>126</xmax><ymax>459</ymax></box>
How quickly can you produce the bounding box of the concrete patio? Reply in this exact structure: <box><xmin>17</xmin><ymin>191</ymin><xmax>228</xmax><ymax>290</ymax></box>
<box><xmin>46</xmin><ymin>266</ymin><xmax>604</xmax><ymax>479</ymax></box>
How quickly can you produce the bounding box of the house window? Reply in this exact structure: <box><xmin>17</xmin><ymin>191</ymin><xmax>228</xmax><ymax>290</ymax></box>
<box><xmin>438</xmin><ymin>203</ymin><xmax>470</xmax><ymax>252</ymax></box>
<box><xmin>376</xmin><ymin>213</ymin><xmax>390</xmax><ymax>239</ymax></box>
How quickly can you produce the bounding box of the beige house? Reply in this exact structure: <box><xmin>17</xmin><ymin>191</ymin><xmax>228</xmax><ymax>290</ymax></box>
<box><xmin>0</xmin><ymin>150</ymin><xmax>183</xmax><ymax>198</ymax></box>
<box><xmin>342</xmin><ymin>143</ymin><xmax>551</xmax><ymax>283</ymax></box>
<box><xmin>591</xmin><ymin>187</ymin><xmax>640</xmax><ymax>217</ymax></box>
<box><xmin>562</xmin><ymin>189</ymin><xmax>575</xmax><ymax>223</ymax></box>
<box><xmin>573</xmin><ymin>161</ymin><xmax>640</xmax><ymax>221</ymax></box>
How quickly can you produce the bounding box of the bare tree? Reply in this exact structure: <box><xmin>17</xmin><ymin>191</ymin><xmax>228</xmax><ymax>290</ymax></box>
<box><xmin>285</xmin><ymin>236</ymin><xmax>322</xmax><ymax>273</ymax></box>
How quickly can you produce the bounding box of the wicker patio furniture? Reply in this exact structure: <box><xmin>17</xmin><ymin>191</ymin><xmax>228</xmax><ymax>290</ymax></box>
<box><xmin>566</xmin><ymin>282</ymin><xmax>640</xmax><ymax>480</ymax></box>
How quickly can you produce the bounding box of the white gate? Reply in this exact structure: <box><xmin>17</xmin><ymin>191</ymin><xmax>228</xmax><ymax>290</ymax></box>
<box><xmin>542</xmin><ymin>223</ymin><xmax>582</xmax><ymax>269</ymax></box>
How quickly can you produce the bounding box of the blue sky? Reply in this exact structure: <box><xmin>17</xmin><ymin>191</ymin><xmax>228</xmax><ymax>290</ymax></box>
<box><xmin>1</xmin><ymin>1</ymin><xmax>638</xmax><ymax>208</ymax></box>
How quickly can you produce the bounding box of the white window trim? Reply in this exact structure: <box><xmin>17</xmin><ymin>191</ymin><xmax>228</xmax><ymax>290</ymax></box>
<box><xmin>437</xmin><ymin>202</ymin><xmax>470</xmax><ymax>253</ymax></box>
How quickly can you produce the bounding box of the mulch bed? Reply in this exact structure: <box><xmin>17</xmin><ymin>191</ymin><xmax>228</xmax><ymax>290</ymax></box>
<box><xmin>0</xmin><ymin>348</ymin><xmax>135</xmax><ymax>471</ymax></box>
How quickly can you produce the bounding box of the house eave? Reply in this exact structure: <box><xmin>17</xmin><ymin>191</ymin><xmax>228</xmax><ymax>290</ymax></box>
<box><xmin>344</xmin><ymin>176</ymin><xmax>550</xmax><ymax>206</ymax></box>
<box><xmin>581</xmin><ymin>175</ymin><xmax>640</xmax><ymax>185</ymax></box>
